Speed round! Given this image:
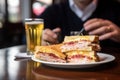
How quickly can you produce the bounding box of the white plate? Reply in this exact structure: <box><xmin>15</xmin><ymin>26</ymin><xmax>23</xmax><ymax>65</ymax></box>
<box><xmin>31</xmin><ymin>53</ymin><xmax>115</xmax><ymax>68</ymax></box>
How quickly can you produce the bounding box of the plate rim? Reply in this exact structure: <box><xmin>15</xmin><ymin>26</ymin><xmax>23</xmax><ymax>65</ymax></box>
<box><xmin>31</xmin><ymin>52</ymin><xmax>115</xmax><ymax>66</ymax></box>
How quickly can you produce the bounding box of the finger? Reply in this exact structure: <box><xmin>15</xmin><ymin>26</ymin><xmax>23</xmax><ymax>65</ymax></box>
<box><xmin>43</xmin><ymin>33</ymin><xmax>58</xmax><ymax>44</ymax></box>
<box><xmin>84</xmin><ymin>21</ymin><xmax>103</xmax><ymax>31</ymax></box>
<box><xmin>52</xmin><ymin>27</ymin><xmax>61</xmax><ymax>36</ymax></box>
<box><xmin>42</xmin><ymin>29</ymin><xmax>58</xmax><ymax>43</ymax></box>
<box><xmin>44</xmin><ymin>29</ymin><xmax>57</xmax><ymax>39</ymax></box>
<box><xmin>84</xmin><ymin>20</ymin><xmax>110</xmax><ymax>32</ymax></box>
<box><xmin>41</xmin><ymin>40</ymin><xmax>49</xmax><ymax>46</ymax></box>
<box><xmin>84</xmin><ymin>18</ymin><xmax>102</xmax><ymax>26</ymax></box>
<box><xmin>88</xmin><ymin>26</ymin><xmax>109</xmax><ymax>35</ymax></box>
<box><xmin>52</xmin><ymin>27</ymin><xmax>61</xmax><ymax>33</ymax></box>
<box><xmin>99</xmin><ymin>32</ymin><xmax>114</xmax><ymax>40</ymax></box>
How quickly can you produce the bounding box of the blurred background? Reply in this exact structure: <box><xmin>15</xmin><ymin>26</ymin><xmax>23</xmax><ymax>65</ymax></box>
<box><xmin>0</xmin><ymin>0</ymin><xmax>65</xmax><ymax>48</ymax></box>
<box><xmin>0</xmin><ymin>0</ymin><xmax>119</xmax><ymax>48</ymax></box>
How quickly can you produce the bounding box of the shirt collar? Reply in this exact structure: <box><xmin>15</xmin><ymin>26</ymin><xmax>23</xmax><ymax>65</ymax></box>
<box><xmin>69</xmin><ymin>0</ymin><xmax>98</xmax><ymax>21</ymax></box>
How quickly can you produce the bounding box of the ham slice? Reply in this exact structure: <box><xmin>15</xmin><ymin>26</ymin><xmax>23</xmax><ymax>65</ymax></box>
<box><xmin>35</xmin><ymin>52</ymin><xmax>66</xmax><ymax>63</ymax></box>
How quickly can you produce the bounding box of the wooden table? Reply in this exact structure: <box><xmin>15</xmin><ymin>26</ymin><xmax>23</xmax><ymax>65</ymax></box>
<box><xmin>0</xmin><ymin>45</ymin><xmax>120</xmax><ymax>80</ymax></box>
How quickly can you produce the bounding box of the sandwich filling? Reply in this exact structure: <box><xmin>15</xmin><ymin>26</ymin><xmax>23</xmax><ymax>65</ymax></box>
<box><xmin>35</xmin><ymin>52</ymin><xmax>66</xmax><ymax>63</ymax></box>
<box><xmin>34</xmin><ymin>45</ymin><xmax>66</xmax><ymax>63</ymax></box>
<box><xmin>66</xmin><ymin>51</ymin><xmax>99</xmax><ymax>63</ymax></box>
<box><xmin>61</xmin><ymin>41</ymin><xmax>100</xmax><ymax>52</ymax></box>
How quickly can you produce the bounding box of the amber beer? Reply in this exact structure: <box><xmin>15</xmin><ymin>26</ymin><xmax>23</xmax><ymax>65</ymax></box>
<box><xmin>25</xmin><ymin>18</ymin><xmax>44</xmax><ymax>55</ymax></box>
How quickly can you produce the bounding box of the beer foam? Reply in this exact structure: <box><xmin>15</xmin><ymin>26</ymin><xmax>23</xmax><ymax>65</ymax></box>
<box><xmin>25</xmin><ymin>21</ymin><xmax>43</xmax><ymax>24</ymax></box>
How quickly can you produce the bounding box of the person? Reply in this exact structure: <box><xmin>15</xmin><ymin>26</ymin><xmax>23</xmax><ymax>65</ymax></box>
<box><xmin>38</xmin><ymin>0</ymin><xmax>120</xmax><ymax>47</ymax></box>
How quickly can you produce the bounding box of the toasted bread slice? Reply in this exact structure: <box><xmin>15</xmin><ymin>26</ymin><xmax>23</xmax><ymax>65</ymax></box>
<box><xmin>63</xmin><ymin>35</ymin><xmax>99</xmax><ymax>43</ymax></box>
<box><xmin>34</xmin><ymin>45</ymin><xmax>66</xmax><ymax>59</ymax></box>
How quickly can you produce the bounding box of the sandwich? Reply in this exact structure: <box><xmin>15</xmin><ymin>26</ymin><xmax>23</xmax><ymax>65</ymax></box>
<box><xmin>60</xmin><ymin>35</ymin><xmax>101</xmax><ymax>52</ymax></box>
<box><xmin>33</xmin><ymin>35</ymin><xmax>101</xmax><ymax>64</ymax></box>
<box><xmin>34</xmin><ymin>44</ymin><xmax>66</xmax><ymax>63</ymax></box>
<box><xmin>60</xmin><ymin>35</ymin><xmax>100</xmax><ymax>63</ymax></box>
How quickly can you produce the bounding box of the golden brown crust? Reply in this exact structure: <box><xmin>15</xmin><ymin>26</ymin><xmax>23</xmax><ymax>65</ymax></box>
<box><xmin>63</xmin><ymin>35</ymin><xmax>99</xmax><ymax>43</ymax></box>
<box><xmin>48</xmin><ymin>44</ymin><xmax>63</xmax><ymax>53</ymax></box>
<box><xmin>34</xmin><ymin>44</ymin><xmax>66</xmax><ymax>59</ymax></box>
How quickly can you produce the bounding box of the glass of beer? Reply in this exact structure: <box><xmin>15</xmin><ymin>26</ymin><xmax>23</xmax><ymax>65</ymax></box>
<box><xmin>25</xmin><ymin>18</ymin><xmax>44</xmax><ymax>55</ymax></box>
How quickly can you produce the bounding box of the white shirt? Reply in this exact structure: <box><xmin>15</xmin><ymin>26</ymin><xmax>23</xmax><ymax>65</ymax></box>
<box><xmin>69</xmin><ymin>0</ymin><xmax>97</xmax><ymax>21</ymax></box>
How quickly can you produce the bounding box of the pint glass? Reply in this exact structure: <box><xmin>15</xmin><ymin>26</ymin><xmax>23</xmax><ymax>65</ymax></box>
<box><xmin>25</xmin><ymin>18</ymin><xmax>44</xmax><ymax>55</ymax></box>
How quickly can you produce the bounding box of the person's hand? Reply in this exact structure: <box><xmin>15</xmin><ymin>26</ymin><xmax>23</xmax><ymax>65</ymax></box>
<box><xmin>84</xmin><ymin>18</ymin><xmax>120</xmax><ymax>43</ymax></box>
<box><xmin>42</xmin><ymin>27</ymin><xmax>61</xmax><ymax>45</ymax></box>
